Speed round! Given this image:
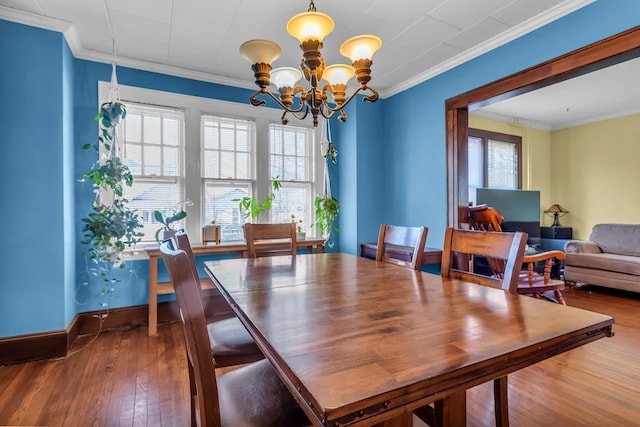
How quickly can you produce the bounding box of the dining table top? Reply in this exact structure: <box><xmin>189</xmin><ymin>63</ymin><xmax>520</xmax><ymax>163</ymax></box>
<box><xmin>204</xmin><ymin>252</ymin><xmax>614</xmax><ymax>426</ymax></box>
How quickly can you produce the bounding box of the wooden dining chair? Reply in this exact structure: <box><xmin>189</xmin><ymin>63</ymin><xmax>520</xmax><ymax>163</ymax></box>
<box><xmin>441</xmin><ymin>226</ymin><xmax>528</xmax><ymax>293</ymax></box>
<box><xmin>376</xmin><ymin>224</ymin><xmax>428</xmax><ymax>270</ymax></box>
<box><xmin>414</xmin><ymin>226</ymin><xmax>527</xmax><ymax>427</ymax></box>
<box><xmin>174</xmin><ymin>230</ymin><xmax>263</xmax><ymax>368</ymax></box>
<box><xmin>468</xmin><ymin>205</ymin><xmax>567</xmax><ymax>304</ymax></box>
<box><xmin>243</xmin><ymin>223</ymin><xmax>297</xmax><ymax>258</ymax></box>
<box><xmin>159</xmin><ymin>240</ymin><xmax>310</xmax><ymax>427</ymax></box>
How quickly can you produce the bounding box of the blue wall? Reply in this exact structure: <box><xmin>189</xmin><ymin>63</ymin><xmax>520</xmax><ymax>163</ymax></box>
<box><xmin>1</xmin><ymin>21</ymin><xmax>68</xmax><ymax>336</ymax></box>
<box><xmin>379</xmin><ymin>0</ymin><xmax>640</xmax><ymax>250</ymax></box>
<box><xmin>1</xmin><ymin>0</ymin><xmax>638</xmax><ymax>337</ymax></box>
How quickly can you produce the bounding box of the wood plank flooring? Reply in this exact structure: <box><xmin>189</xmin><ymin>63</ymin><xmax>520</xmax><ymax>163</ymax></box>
<box><xmin>1</xmin><ymin>285</ymin><xmax>639</xmax><ymax>426</ymax></box>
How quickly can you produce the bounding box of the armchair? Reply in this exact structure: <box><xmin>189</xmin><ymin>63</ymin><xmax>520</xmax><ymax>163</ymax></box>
<box><xmin>469</xmin><ymin>205</ymin><xmax>567</xmax><ymax>304</ymax></box>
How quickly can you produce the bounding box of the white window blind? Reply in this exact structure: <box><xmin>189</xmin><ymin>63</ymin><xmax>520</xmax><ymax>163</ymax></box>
<box><xmin>467</xmin><ymin>128</ymin><xmax>521</xmax><ymax>204</ymax></box>
<box><xmin>121</xmin><ymin>103</ymin><xmax>185</xmax><ymax>243</ymax></box>
<box><xmin>487</xmin><ymin>139</ymin><xmax>518</xmax><ymax>189</ymax></box>
<box><xmin>202</xmin><ymin>116</ymin><xmax>256</xmax><ymax>241</ymax></box>
<box><xmin>269</xmin><ymin>124</ymin><xmax>313</xmax><ymax>232</ymax></box>
<box><xmin>202</xmin><ymin>116</ymin><xmax>254</xmax><ymax>180</ymax></box>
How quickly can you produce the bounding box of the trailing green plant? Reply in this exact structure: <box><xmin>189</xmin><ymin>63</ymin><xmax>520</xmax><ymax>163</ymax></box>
<box><xmin>313</xmin><ymin>194</ymin><xmax>340</xmax><ymax>247</ymax></box>
<box><xmin>234</xmin><ymin>177</ymin><xmax>281</xmax><ymax>222</ymax></box>
<box><xmin>80</xmin><ymin>101</ymin><xmax>143</xmax><ymax>280</ymax></box>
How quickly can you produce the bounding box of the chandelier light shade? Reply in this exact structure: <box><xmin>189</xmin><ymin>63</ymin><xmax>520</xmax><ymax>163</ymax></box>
<box><xmin>239</xmin><ymin>39</ymin><xmax>281</xmax><ymax>65</ymax></box>
<box><xmin>239</xmin><ymin>0</ymin><xmax>382</xmax><ymax>126</ymax></box>
<box><xmin>286</xmin><ymin>10</ymin><xmax>334</xmax><ymax>43</ymax></box>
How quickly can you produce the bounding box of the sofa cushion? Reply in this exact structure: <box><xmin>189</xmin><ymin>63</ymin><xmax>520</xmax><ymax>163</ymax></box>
<box><xmin>565</xmin><ymin>252</ymin><xmax>640</xmax><ymax>276</ymax></box>
<box><xmin>590</xmin><ymin>224</ymin><xmax>640</xmax><ymax>256</ymax></box>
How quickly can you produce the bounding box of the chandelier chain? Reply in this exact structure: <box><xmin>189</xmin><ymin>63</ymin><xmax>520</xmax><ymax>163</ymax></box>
<box><xmin>308</xmin><ymin>0</ymin><xmax>316</xmax><ymax>12</ymax></box>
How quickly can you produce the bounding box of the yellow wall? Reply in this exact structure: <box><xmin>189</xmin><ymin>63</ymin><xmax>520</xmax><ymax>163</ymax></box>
<box><xmin>468</xmin><ymin>116</ymin><xmax>553</xmax><ymax>223</ymax></box>
<box><xmin>551</xmin><ymin>114</ymin><xmax>640</xmax><ymax>239</ymax></box>
<box><xmin>470</xmin><ymin>113</ymin><xmax>640</xmax><ymax>240</ymax></box>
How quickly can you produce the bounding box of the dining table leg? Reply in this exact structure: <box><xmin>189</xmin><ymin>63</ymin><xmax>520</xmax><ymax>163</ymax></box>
<box><xmin>440</xmin><ymin>391</ymin><xmax>466</xmax><ymax>426</ymax></box>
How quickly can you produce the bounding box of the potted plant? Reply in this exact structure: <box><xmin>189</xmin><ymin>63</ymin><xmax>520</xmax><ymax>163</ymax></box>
<box><xmin>234</xmin><ymin>177</ymin><xmax>281</xmax><ymax>222</ymax></box>
<box><xmin>291</xmin><ymin>214</ymin><xmax>305</xmax><ymax>240</ymax></box>
<box><xmin>153</xmin><ymin>199</ymin><xmax>192</xmax><ymax>242</ymax></box>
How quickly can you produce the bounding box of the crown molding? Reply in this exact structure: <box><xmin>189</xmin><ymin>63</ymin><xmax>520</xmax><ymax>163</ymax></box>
<box><xmin>2</xmin><ymin>1</ymin><xmax>595</xmax><ymax>98</ymax></box>
<box><xmin>1</xmin><ymin>5</ymin><xmax>69</xmax><ymax>33</ymax></box>
<box><xmin>471</xmin><ymin>106</ymin><xmax>640</xmax><ymax>132</ymax></box>
<box><xmin>470</xmin><ymin>109</ymin><xmax>552</xmax><ymax>131</ymax></box>
<box><xmin>0</xmin><ymin>6</ymin><xmax>255</xmax><ymax>91</ymax></box>
<box><xmin>380</xmin><ymin>0</ymin><xmax>596</xmax><ymax>98</ymax></box>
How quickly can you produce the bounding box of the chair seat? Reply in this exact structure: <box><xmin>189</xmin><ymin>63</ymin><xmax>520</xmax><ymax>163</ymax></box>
<box><xmin>208</xmin><ymin>317</ymin><xmax>261</xmax><ymax>357</ymax></box>
<box><xmin>517</xmin><ymin>273</ymin><xmax>566</xmax><ymax>293</ymax></box>
<box><xmin>218</xmin><ymin>359</ymin><xmax>311</xmax><ymax>427</ymax></box>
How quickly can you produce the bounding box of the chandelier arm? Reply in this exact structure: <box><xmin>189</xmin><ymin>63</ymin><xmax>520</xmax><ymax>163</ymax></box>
<box><xmin>362</xmin><ymin>85</ymin><xmax>379</xmax><ymax>103</ymax></box>
<box><xmin>249</xmin><ymin>89</ymin><xmax>267</xmax><ymax>106</ymax></box>
<box><xmin>256</xmin><ymin>89</ymin><xmax>309</xmax><ymax>114</ymax></box>
<box><xmin>322</xmin><ymin>85</ymin><xmax>363</xmax><ymax>114</ymax></box>
<box><xmin>319</xmin><ymin>107</ymin><xmax>338</xmax><ymax>120</ymax></box>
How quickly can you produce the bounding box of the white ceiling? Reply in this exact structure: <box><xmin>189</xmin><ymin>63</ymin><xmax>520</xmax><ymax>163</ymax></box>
<box><xmin>2</xmin><ymin>0</ymin><xmax>636</xmax><ymax>129</ymax></box>
<box><xmin>473</xmin><ymin>56</ymin><xmax>640</xmax><ymax>130</ymax></box>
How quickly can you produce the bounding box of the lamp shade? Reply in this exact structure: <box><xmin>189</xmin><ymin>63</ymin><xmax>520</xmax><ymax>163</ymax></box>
<box><xmin>340</xmin><ymin>35</ymin><xmax>382</xmax><ymax>62</ymax></box>
<box><xmin>271</xmin><ymin>67</ymin><xmax>302</xmax><ymax>89</ymax></box>
<box><xmin>544</xmin><ymin>204</ymin><xmax>569</xmax><ymax>214</ymax></box>
<box><xmin>239</xmin><ymin>39</ymin><xmax>281</xmax><ymax>65</ymax></box>
<box><xmin>287</xmin><ymin>11</ymin><xmax>334</xmax><ymax>43</ymax></box>
<box><xmin>323</xmin><ymin>64</ymin><xmax>355</xmax><ymax>85</ymax></box>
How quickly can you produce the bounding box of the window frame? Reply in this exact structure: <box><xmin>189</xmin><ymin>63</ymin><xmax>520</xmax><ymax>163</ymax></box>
<box><xmin>98</xmin><ymin>81</ymin><xmax>322</xmax><ymax>258</ymax></box>
<box><xmin>468</xmin><ymin>128</ymin><xmax>522</xmax><ymax>191</ymax></box>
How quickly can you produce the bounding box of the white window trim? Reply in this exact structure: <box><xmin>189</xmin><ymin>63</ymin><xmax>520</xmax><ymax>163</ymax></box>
<box><xmin>98</xmin><ymin>81</ymin><xmax>323</xmax><ymax>258</ymax></box>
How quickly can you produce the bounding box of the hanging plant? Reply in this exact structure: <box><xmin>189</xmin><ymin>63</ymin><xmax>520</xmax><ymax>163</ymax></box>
<box><xmin>313</xmin><ymin>119</ymin><xmax>340</xmax><ymax>247</ymax></box>
<box><xmin>80</xmin><ymin>101</ymin><xmax>143</xmax><ymax>270</ymax></box>
<box><xmin>314</xmin><ymin>194</ymin><xmax>340</xmax><ymax>246</ymax></box>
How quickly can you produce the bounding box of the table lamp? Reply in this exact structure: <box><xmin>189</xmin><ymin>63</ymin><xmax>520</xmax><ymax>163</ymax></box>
<box><xmin>544</xmin><ymin>204</ymin><xmax>569</xmax><ymax>227</ymax></box>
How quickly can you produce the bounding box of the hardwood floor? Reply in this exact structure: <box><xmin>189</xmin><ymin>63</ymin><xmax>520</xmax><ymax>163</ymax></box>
<box><xmin>1</xmin><ymin>285</ymin><xmax>639</xmax><ymax>426</ymax></box>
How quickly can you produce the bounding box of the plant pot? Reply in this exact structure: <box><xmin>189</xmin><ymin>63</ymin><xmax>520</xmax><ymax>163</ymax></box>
<box><xmin>202</xmin><ymin>225</ymin><xmax>221</xmax><ymax>244</ymax></box>
<box><xmin>296</xmin><ymin>232</ymin><xmax>306</xmax><ymax>241</ymax></box>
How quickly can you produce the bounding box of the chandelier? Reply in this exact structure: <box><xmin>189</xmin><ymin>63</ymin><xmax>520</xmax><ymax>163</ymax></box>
<box><xmin>239</xmin><ymin>0</ymin><xmax>382</xmax><ymax>126</ymax></box>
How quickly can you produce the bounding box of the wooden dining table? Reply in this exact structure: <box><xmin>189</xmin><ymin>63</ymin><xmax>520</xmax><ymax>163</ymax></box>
<box><xmin>204</xmin><ymin>253</ymin><xmax>614</xmax><ymax>426</ymax></box>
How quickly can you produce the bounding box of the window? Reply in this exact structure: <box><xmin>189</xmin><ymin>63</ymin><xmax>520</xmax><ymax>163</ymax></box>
<box><xmin>99</xmin><ymin>82</ymin><xmax>322</xmax><ymax>250</ymax></box>
<box><xmin>269</xmin><ymin>124</ymin><xmax>313</xmax><ymax>229</ymax></box>
<box><xmin>468</xmin><ymin>128</ymin><xmax>521</xmax><ymax>205</ymax></box>
<box><xmin>120</xmin><ymin>103</ymin><xmax>185</xmax><ymax>242</ymax></box>
<box><xmin>202</xmin><ymin>116</ymin><xmax>255</xmax><ymax>241</ymax></box>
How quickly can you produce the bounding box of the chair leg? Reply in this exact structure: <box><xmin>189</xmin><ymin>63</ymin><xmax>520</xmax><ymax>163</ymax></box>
<box><xmin>188</xmin><ymin>361</ymin><xmax>197</xmax><ymax>427</ymax></box>
<box><xmin>555</xmin><ymin>290</ymin><xmax>566</xmax><ymax>305</ymax></box>
<box><xmin>493</xmin><ymin>376</ymin><xmax>509</xmax><ymax>427</ymax></box>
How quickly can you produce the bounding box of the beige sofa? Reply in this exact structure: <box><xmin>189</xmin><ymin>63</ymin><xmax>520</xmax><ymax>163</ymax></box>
<box><xmin>564</xmin><ymin>223</ymin><xmax>640</xmax><ymax>292</ymax></box>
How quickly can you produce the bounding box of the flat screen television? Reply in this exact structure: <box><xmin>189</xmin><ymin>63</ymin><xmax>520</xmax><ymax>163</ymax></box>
<box><xmin>476</xmin><ymin>188</ymin><xmax>541</xmax><ymax>239</ymax></box>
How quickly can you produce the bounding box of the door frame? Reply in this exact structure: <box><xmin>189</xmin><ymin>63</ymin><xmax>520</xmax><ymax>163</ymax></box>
<box><xmin>446</xmin><ymin>26</ymin><xmax>640</xmax><ymax>227</ymax></box>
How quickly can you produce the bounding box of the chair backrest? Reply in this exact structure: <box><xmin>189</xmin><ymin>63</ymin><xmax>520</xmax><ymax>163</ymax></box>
<box><xmin>376</xmin><ymin>224</ymin><xmax>428</xmax><ymax>270</ymax></box>
<box><xmin>441</xmin><ymin>227</ymin><xmax>527</xmax><ymax>293</ymax></box>
<box><xmin>243</xmin><ymin>223</ymin><xmax>297</xmax><ymax>258</ymax></box>
<box><xmin>159</xmin><ymin>240</ymin><xmax>222</xmax><ymax>426</ymax></box>
<box><xmin>468</xmin><ymin>205</ymin><xmax>504</xmax><ymax>232</ymax></box>
<box><xmin>175</xmin><ymin>229</ymin><xmax>198</xmax><ymax>275</ymax></box>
